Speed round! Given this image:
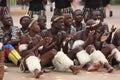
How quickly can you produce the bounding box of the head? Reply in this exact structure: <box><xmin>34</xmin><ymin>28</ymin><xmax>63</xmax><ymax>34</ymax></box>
<box><xmin>91</xmin><ymin>10</ymin><xmax>104</xmax><ymax>22</ymax></box>
<box><xmin>28</xmin><ymin>16</ymin><xmax>40</xmax><ymax>34</ymax></box>
<box><xmin>73</xmin><ymin>9</ymin><xmax>83</xmax><ymax>23</ymax></box>
<box><xmin>51</xmin><ymin>15</ymin><xmax>64</xmax><ymax>30</ymax></box>
<box><xmin>20</xmin><ymin>15</ymin><xmax>31</xmax><ymax>29</ymax></box>
<box><xmin>63</xmin><ymin>13</ymin><xmax>73</xmax><ymax>26</ymax></box>
<box><xmin>1</xmin><ymin>13</ymin><xmax>13</xmax><ymax>27</ymax></box>
<box><xmin>37</xmin><ymin>15</ymin><xmax>46</xmax><ymax>29</ymax></box>
<box><xmin>86</xmin><ymin>19</ymin><xmax>100</xmax><ymax>31</ymax></box>
<box><xmin>85</xmin><ymin>45</ymin><xmax>96</xmax><ymax>54</ymax></box>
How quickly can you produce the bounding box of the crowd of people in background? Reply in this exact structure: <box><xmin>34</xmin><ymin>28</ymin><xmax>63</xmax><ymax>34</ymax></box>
<box><xmin>0</xmin><ymin>0</ymin><xmax>119</xmax><ymax>80</ymax></box>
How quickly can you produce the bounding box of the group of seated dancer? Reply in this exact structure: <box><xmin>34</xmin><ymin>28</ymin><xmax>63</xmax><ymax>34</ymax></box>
<box><xmin>0</xmin><ymin>4</ymin><xmax>120</xmax><ymax>79</ymax></box>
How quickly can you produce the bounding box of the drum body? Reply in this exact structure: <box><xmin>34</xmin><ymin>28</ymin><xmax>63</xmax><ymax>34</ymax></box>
<box><xmin>8</xmin><ymin>49</ymin><xmax>21</xmax><ymax>65</ymax></box>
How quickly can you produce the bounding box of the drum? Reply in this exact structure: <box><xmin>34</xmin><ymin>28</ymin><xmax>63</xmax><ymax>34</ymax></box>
<box><xmin>8</xmin><ymin>49</ymin><xmax>21</xmax><ymax>65</ymax></box>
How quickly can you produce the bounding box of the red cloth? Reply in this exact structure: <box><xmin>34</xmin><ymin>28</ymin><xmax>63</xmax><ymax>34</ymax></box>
<box><xmin>3</xmin><ymin>49</ymin><xmax>9</xmax><ymax>56</ymax></box>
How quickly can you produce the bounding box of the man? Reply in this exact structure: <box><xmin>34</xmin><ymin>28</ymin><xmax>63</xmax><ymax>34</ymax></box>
<box><xmin>37</xmin><ymin>15</ymin><xmax>47</xmax><ymax>33</ymax></box>
<box><xmin>0</xmin><ymin>12</ymin><xmax>23</xmax><ymax>65</ymax></box>
<box><xmin>24</xmin><ymin>0</ymin><xmax>47</xmax><ymax>18</ymax></box>
<box><xmin>20</xmin><ymin>16</ymin><xmax>56</xmax><ymax>78</ymax></box>
<box><xmin>41</xmin><ymin>15</ymin><xmax>65</xmax><ymax>52</ymax></box>
<box><xmin>50</xmin><ymin>0</ymin><xmax>74</xmax><ymax>16</ymax></box>
<box><xmin>85</xmin><ymin>45</ymin><xmax>113</xmax><ymax>73</ymax></box>
<box><xmin>20</xmin><ymin>15</ymin><xmax>31</xmax><ymax>34</ymax></box>
<box><xmin>83</xmin><ymin>0</ymin><xmax>104</xmax><ymax>22</ymax></box>
<box><xmin>63</xmin><ymin>13</ymin><xmax>75</xmax><ymax>35</ymax></box>
<box><xmin>112</xmin><ymin>29</ymin><xmax>120</xmax><ymax>51</ymax></box>
<box><xmin>73</xmin><ymin>9</ymin><xmax>86</xmax><ymax>31</ymax></box>
<box><xmin>41</xmin><ymin>15</ymin><xmax>80</xmax><ymax>74</ymax></box>
<box><xmin>0</xmin><ymin>0</ymin><xmax>9</xmax><ymax>26</ymax></box>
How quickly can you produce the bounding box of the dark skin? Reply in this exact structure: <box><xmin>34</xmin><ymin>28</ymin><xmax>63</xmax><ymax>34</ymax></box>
<box><xmin>40</xmin><ymin>17</ymin><xmax>80</xmax><ymax>74</ymax></box>
<box><xmin>67</xmin><ymin>30</ymin><xmax>95</xmax><ymax>60</ymax></box>
<box><xmin>41</xmin><ymin>18</ymin><xmax>65</xmax><ymax>52</ymax></box>
<box><xmin>66</xmin><ymin>19</ymin><xmax>104</xmax><ymax>59</ymax></box>
<box><xmin>91</xmin><ymin>10</ymin><xmax>116</xmax><ymax>44</ymax></box>
<box><xmin>64</xmin><ymin>13</ymin><xmax>73</xmax><ymax>35</ymax></box>
<box><xmin>37</xmin><ymin>15</ymin><xmax>47</xmax><ymax>32</ymax></box>
<box><xmin>1</xmin><ymin>14</ymin><xmax>17</xmax><ymax>45</ymax></box>
<box><xmin>20</xmin><ymin>16</ymin><xmax>31</xmax><ymax>34</ymax></box>
<box><xmin>20</xmin><ymin>21</ymin><xmax>47</xmax><ymax>78</ymax></box>
<box><xmin>91</xmin><ymin>10</ymin><xmax>104</xmax><ymax>22</ymax></box>
<box><xmin>85</xmin><ymin>45</ymin><xmax>113</xmax><ymax>73</ymax></box>
<box><xmin>73</xmin><ymin>9</ymin><xmax>85</xmax><ymax>31</ymax></box>
<box><xmin>112</xmin><ymin>29</ymin><xmax>120</xmax><ymax>51</ymax></box>
<box><xmin>20</xmin><ymin>21</ymin><xmax>56</xmax><ymax>67</ymax></box>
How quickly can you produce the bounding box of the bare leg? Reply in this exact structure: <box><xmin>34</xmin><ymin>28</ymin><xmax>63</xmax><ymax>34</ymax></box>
<box><xmin>34</xmin><ymin>69</ymin><xmax>43</xmax><ymax>79</ymax></box>
<box><xmin>69</xmin><ymin>65</ymin><xmax>80</xmax><ymax>75</ymax></box>
<box><xmin>87</xmin><ymin>62</ymin><xmax>101</xmax><ymax>72</ymax></box>
<box><xmin>40</xmin><ymin>49</ymin><xmax>57</xmax><ymax>67</ymax></box>
<box><xmin>104</xmin><ymin>63</ymin><xmax>113</xmax><ymax>73</ymax></box>
<box><xmin>67</xmin><ymin>47</ymin><xmax>83</xmax><ymax>60</ymax></box>
<box><xmin>0</xmin><ymin>67</ymin><xmax>4</xmax><ymax>80</ymax></box>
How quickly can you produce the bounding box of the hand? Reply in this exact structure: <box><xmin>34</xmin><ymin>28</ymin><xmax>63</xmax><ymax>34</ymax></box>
<box><xmin>100</xmin><ymin>34</ymin><xmax>108</xmax><ymax>42</ymax></box>
<box><xmin>88</xmin><ymin>30</ymin><xmax>95</xmax><ymax>39</ymax></box>
<box><xmin>55</xmin><ymin>32</ymin><xmax>62</xmax><ymax>44</ymax></box>
<box><xmin>87</xmin><ymin>30</ymin><xmax>95</xmax><ymax>44</ymax></box>
<box><xmin>110</xmin><ymin>25</ymin><xmax>116</xmax><ymax>33</ymax></box>
<box><xmin>43</xmin><ymin>37</ymin><xmax>52</xmax><ymax>46</ymax></box>
<box><xmin>64</xmin><ymin>35</ymin><xmax>71</xmax><ymax>42</ymax></box>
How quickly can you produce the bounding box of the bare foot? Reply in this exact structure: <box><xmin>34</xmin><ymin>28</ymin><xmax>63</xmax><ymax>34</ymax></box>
<box><xmin>34</xmin><ymin>69</ymin><xmax>43</xmax><ymax>79</ymax></box>
<box><xmin>70</xmin><ymin>65</ymin><xmax>80</xmax><ymax>75</ymax></box>
<box><xmin>87</xmin><ymin>62</ymin><xmax>101</xmax><ymax>71</ymax></box>
<box><xmin>107</xmin><ymin>67</ymin><xmax>113</xmax><ymax>73</ymax></box>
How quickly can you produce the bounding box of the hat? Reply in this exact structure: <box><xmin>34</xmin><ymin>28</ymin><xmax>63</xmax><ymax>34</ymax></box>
<box><xmin>51</xmin><ymin>15</ymin><xmax>64</xmax><ymax>22</ymax></box>
<box><xmin>20</xmin><ymin>14</ymin><xmax>31</xmax><ymax>23</ymax></box>
<box><xmin>86</xmin><ymin>19</ymin><xmax>100</xmax><ymax>29</ymax></box>
<box><xmin>28</xmin><ymin>15</ymin><xmax>38</xmax><ymax>29</ymax></box>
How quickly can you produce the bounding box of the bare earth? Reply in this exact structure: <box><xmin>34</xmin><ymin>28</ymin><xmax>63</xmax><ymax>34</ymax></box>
<box><xmin>3</xmin><ymin>5</ymin><xmax>120</xmax><ymax>80</ymax></box>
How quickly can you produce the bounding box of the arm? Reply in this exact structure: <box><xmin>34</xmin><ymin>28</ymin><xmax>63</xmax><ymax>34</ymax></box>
<box><xmin>112</xmin><ymin>30</ymin><xmax>118</xmax><ymax>46</ymax></box>
<box><xmin>106</xmin><ymin>25</ymin><xmax>116</xmax><ymax>43</ymax></box>
<box><xmin>20</xmin><ymin>35</ymin><xmax>51</xmax><ymax>57</ymax></box>
<box><xmin>83</xmin><ymin>30</ymin><xmax>95</xmax><ymax>49</ymax></box>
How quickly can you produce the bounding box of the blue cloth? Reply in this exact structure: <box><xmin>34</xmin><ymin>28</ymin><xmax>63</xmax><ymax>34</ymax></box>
<box><xmin>4</xmin><ymin>44</ymin><xmax>14</xmax><ymax>50</ymax></box>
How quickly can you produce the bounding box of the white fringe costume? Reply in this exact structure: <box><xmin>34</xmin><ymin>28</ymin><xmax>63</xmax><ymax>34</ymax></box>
<box><xmin>0</xmin><ymin>42</ymin><xmax>3</xmax><ymax>50</ymax></box>
<box><xmin>19</xmin><ymin>44</ymin><xmax>28</xmax><ymax>52</ymax></box>
<box><xmin>76</xmin><ymin>50</ymin><xmax>91</xmax><ymax>67</ymax></box>
<box><xmin>52</xmin><ymin>50</ymin><xmax>74</xmax><ymax>72</ymax></box>
<box><xmin>90</xmin><ymin>50</ymin><xmax>108</xmax><ymax>64</ymax></box>
<box><xmin>19</xmin><ymin>44</ymin><xmax>41</xmax><ymax>73</ymax></box>
<box><xmin>111</xmin><ymin>48</ymin><xmax>120</xmax><ymax>62</ymax></box>
<box><xmin>26</xmin><ymin>56</ymin><xmax>41</xmax><ymax>73</ymax></box>
<box><xmin>72</xmin><ymin>40</ymin><xmax>84</xmax><ymax>49</ymax></box>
